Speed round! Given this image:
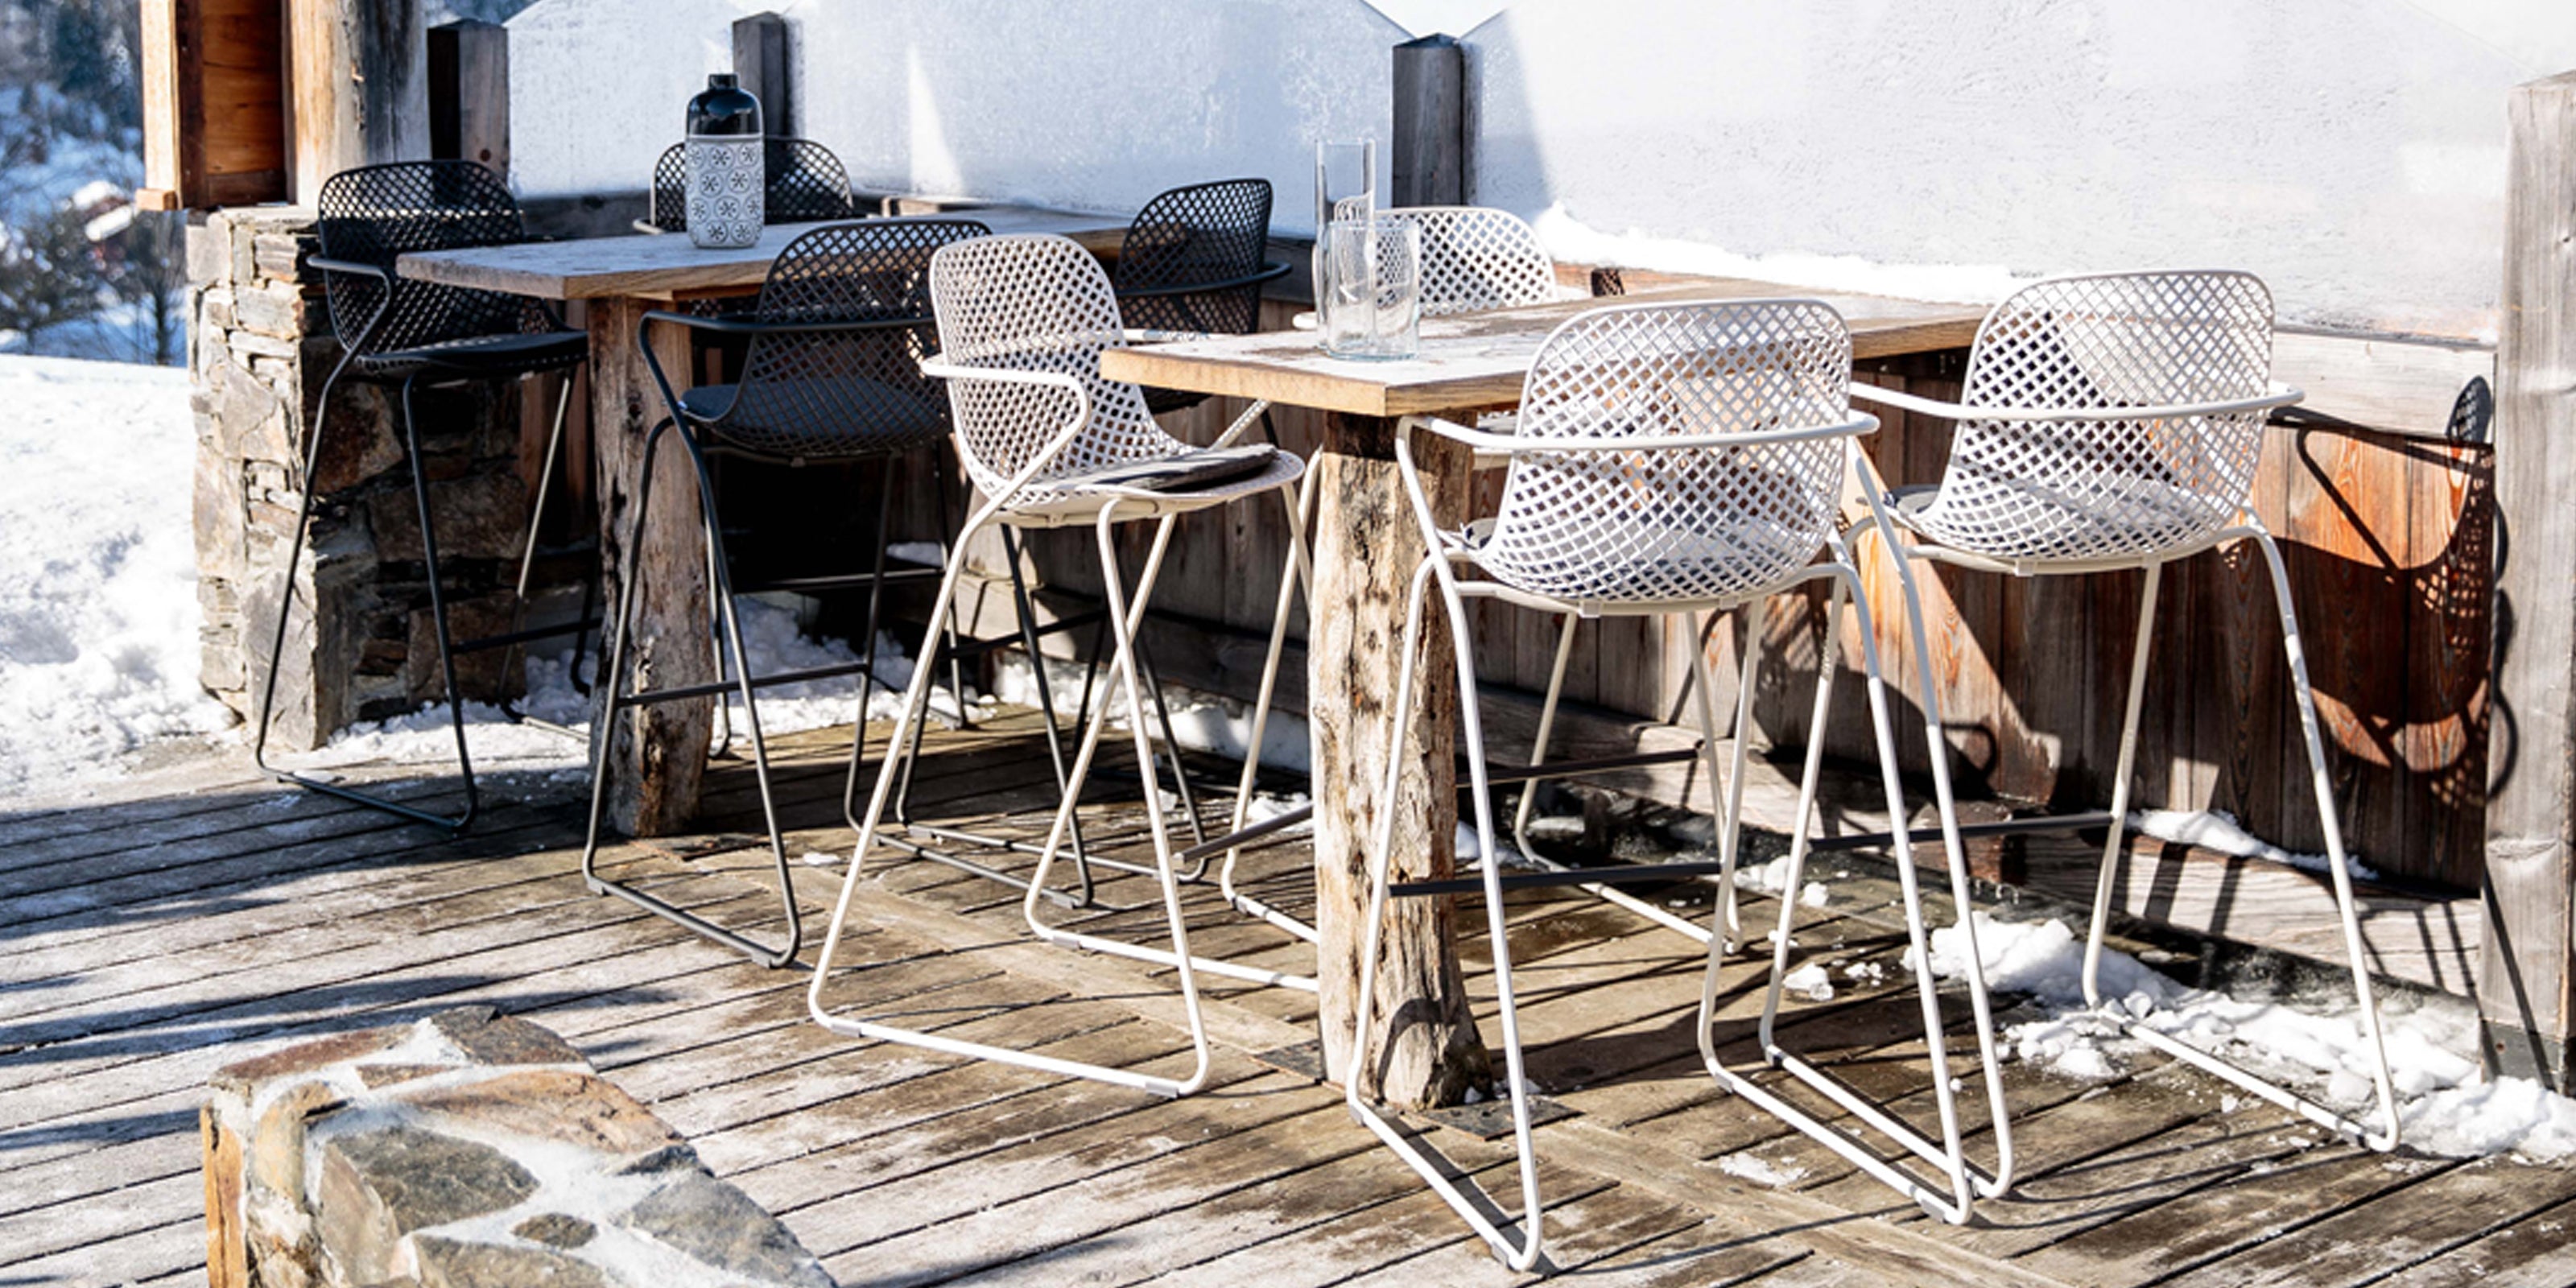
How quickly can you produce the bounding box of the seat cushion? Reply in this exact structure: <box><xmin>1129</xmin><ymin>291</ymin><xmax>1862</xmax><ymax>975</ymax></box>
<box><xmin>680</xmin><ymin>376</ymin><xmax>946</xmax><ymax>459</ymax></box>
<box><xmin>1045</xmin><ymin>444</ymin><xmax>1282</xmax><ymax>494</ymax></box>
<box><xmin>361</xmin><ymin>329</ymin><xmax>588</xmax><ymax>378</ymax></box>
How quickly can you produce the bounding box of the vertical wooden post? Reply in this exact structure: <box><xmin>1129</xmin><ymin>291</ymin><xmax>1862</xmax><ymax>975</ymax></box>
<box><xmin>427</xmin><ymin>19</ymin><xmax>509</xmax><ymax>181</ymax></box>
<box><xmin>1310</xmin><ymin>413</ymin><xmax>1492</xmax><ymax>1108</ymax></box>
<box><xmin>2483</xmin><ymin>69</ymin><xmax>2576</xmax><ymax>1089</ymax></box>
<box><xmin>589</xmin><ymin>297</ymin><xmax>714</xmax><ymax>836</ymax></box>
<box><xmin>1390</xmin><ymin>35</ymin><xmax>1466</xmax><ymax>208</ymax></box>
<box><xmin>733</xmin><ymin>12</ymin><xmax>794</xmax><ymax>137</ymax></box>
<box><xmin>287</xmin><ymin>0</ymin><xmax>425</xmax><ymax>203</ymax></box>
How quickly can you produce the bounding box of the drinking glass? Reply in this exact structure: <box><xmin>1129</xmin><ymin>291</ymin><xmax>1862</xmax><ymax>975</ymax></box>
<box><xmin>1318</xmin><ymin>216</ymin><xmax>1422</xmax><ymax>361</ymax></box>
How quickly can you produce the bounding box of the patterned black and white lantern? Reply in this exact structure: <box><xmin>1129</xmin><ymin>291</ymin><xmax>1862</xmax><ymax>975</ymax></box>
<box><xmin>684</xmin><ymin>73</ymin><xmax>763</xmax><ymax>249</ymax></box>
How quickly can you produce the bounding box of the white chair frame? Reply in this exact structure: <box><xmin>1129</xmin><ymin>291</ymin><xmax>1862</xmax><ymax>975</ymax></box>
<box><xmin>1847</xmin><ymin>268</ymin><xmax>2400</xmax><ymax>1151</ymax></box>
<box><xmin>807</xmin><ymin>235</ymin><xmax>1313</xmax><ymax>1098</ymax></box>
<box><xmin>1347</xmin><ymin>301</ymin><xmax>2014</xmax><ymax>1268</ymax></box>
<box><xmin>1215</xmin><ymin>204</ymin><xmax>1599</xmax><ymax>952</ymax></box>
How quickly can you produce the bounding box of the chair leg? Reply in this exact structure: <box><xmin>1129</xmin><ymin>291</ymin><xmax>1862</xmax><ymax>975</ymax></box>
<box><xmin>2081</xmin><ymin>564</ymin><xmax>2164</xmax><ymax>1012</ymax></box>
<box><xmin>1347</xmin><ymin>555</ymin><xmax>1545</xmax><ymax>1271</ymax></box>
<box><xmin>1699</xmin><ymin>563</ymin><xmax>1989</xmax><ymax>1224</ymax></box>
<box><xmin>2095</xmin><ymin>537</ymin><xmax>2401</xmax><ymax>1150</ymax></box>
<box><xmin>810</xmin><ymin>501</ymin><xmax>1214</xmax><ymax>1097</ymax></box>
<box><xmin>1021</xmin><ymin>500</ymin><xmax>1315</xmax><ymax>993</ymax></box>
<box><xmin>1505</xmin><ymin>609</ymin><xmax>1722</xmax><ymax>945</ymax></box>
<box><xmin>578</xmin><ymin>419</ymin><xmax>799</xmax><ymax>968</ymax></box>
<box><xmin>706</xmin><ymin>478</ymin><xmax>734</xmax><ymax>759</ymax></box>
<box><xmin>497</xmin><ymin>375</ymin><xmax>577</xmax><ymax>722</ymax></box>
<box><xmin>252</xmin><ymin>364</ymin><xmax>481</xmax><ymax>831</ymax></box>
<box><xmin>1848</xmin><ymin>496</ymin><xmax>2017</xmax><ymax>1199</ymax></box>
<box><xmin>869</xmin><ymin>519</ymin><xmax>1103</xmax><ymax>909</ymax></box>
<box><xmin>840</xmin><ymin>459</ymin><xmax>902</xmax><ymax>833</ymax></box>
<box><xmin>1218</xmin><ymin>474</ymin><xmax>1320</xmax><ymax>945</ymax></box>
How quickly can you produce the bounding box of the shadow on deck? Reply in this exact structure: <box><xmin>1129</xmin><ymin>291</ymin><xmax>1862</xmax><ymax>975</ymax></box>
<box><xmin>0</xmin><ymin>709</ymin><xmax>2564</xmax><ymax>1286</ymax></box>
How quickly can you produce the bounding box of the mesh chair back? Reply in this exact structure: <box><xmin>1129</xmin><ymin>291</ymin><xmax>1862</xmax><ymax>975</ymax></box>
<box><xmin>1384</xmin><ymin>206</ymin><xmax>1558</xmax><ymax>317</ymax></box>
<box><xmin>1912</xmin><ymin>270</ymin><xmax>2275</xmax><ymax>564</ymax></box>
<box><xmin>698</xmin><ymin>219</ymin><xmax>990</xmax><ymax>460</ymax></box>
<box><xmin>928</xmin><ymin>234</ymin><xmax>1186</xmax><ymax>503</ymax></box>
<box><xmin>1478</xmin><ymin>300</ymin><xmax>1853</xmax><ymax>607</ymax></box>
<box><xmin>315</xmin><ymin>161</ymin><xmax>553</xmax><ymax>356</ymax></box>
<box><xmin>648</xmin><ymin>138</ymin><xmax>860</xmax><ymax>232</ymax></box>
<box><xmin>1113</xmin><ymin>178</ymin><xmax>1275</xmax><ymax>336</ymax></box>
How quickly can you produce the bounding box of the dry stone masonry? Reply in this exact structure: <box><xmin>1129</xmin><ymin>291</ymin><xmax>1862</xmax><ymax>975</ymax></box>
<box><xmin>186</xmin><ymin>208</ymin><xmax>536</xmax><ymax>748</ymax></box>
<box><xmin>201</xmin><ymin>1006</ymin><xmax>833</xmax><ymax>1288</ymax></box>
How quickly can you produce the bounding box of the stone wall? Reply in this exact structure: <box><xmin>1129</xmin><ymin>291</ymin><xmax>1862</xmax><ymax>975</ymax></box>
<box><xmin>202</xmin><ymin>1006</ymin><xmax>834</xmax><ymax>1288</ymax></box>
<box><xmin>187</xmin><ymin>207</ymin><xmax>534</xmax><ymax>749</ymax></box>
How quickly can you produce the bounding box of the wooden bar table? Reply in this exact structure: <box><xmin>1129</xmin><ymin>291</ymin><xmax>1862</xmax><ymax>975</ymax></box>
<box><xmin>1098</xmin><ymin>279</ymin><xmax>1986</xmax><ymax>1109</ymax></box>
<box><xmin>398</xmin><ymin>208</ymin><xmax>1129</xmax><ymax>835</ymax></box>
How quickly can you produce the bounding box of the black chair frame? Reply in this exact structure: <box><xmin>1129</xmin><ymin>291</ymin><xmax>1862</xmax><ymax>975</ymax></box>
<box><xmin>251</xmin><ymin>161</ymin><xmax>595</xmax><ymax>833</ymax></box>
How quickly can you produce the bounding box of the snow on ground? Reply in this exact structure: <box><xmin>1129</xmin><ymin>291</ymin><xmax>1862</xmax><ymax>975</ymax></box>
<box><xmin>1913</xmin><ymin>911</ymin><xmax>2576</xmax><ymax>1161</ymax></box>
<box><xmin>281</xmin><ymin>597</ymin><xmax>971</xmax><ymax>786</ymax></box>
<box><xmin>1531</xmin><ymin>205</ymin><xmax>2035</xmax><ymax>307</ymax></box>
<box><xmin>2130</xmin><ymin>807</ymin><xmax>2382</xmax><ymax>885</ymax></box>
<box><xmin>0</xmin><ymin>355</ymin><xmax>234</xmax><ymax>799</ymax></box>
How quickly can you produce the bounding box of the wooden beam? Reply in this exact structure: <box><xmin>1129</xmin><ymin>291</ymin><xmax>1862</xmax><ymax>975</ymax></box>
<box><xmin>732</xmin><ymin>12</ymin><xmax>794</xmax><ymax>138</ymax></box>
<box><xmin>2272</xmin><ymin>328</ymin><xmax>2496</xmax><ymax>444</ymax></box>
<box><xmin>287</xmin><ymin>0</ymin><xmax>423</xmax><ymax>204</ymax></box>
<box><xmin>1390</xmin><ymin>34</ymin><xmax>1465</xmax><ymax>208</ymax></box>
<box><xmin>1309</xmin><ymin>412</ymin><xmax>1490</xmax><ymax>1110</ymax></box>
<box><xmin>2481</xmin><ymin>69</ymin><xmax>2576</xmax><ymax>1089</ymax></box>
<box><xmin>427</xmin><ymin>19</ymin><xmax>510</xmax><ymax>182</ymax></box>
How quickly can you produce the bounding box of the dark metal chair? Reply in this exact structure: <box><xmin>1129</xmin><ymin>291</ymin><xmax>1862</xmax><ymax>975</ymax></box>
<box><xmin>251</xmin><ymin>160</ymin><xmax>591</xmax><ymax>832</ymax></box>
<box><xmin>586</xmin><ymin>217</ymin><xmax>1054</xmax><ymax>966</ymax></box>
<box><xmin>646</xmin><ymin>138</ymin><xmax>860</xmax><ymax>232</ymax></box>
<box><xmin>1110</xmin><ymin>178</ymin><xmax>1288</xmax><ymax>417</ymax></box>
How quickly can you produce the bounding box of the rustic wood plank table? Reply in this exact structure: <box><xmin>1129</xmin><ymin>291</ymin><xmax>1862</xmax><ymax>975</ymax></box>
<box><xmin>1098</xmin><ymin>279</ymin><xmax>1987</xmax><ymax>1109</ymax></box>
<box><xmin>398</xmin><ymin>208</ymin><xmax>1131</xmax><ymax>835</ymax></box>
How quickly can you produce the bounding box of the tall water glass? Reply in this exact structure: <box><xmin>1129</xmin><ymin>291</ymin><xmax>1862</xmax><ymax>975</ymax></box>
<box><xmin>1319</xmin><ymin>216</ymin><xmax>1422</xmax><ymax>361</ymax></box>
<box><xmin>1313</xmin><ymin>140</ymin><xmax>1376</xmax><ymax>238</ymax></box>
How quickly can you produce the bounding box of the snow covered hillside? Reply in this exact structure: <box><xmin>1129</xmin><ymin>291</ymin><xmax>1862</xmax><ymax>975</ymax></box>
<box><xmin>0</xmin><ymin>353</ymin><xmax>231</xmax><ymax>799</ymax></box>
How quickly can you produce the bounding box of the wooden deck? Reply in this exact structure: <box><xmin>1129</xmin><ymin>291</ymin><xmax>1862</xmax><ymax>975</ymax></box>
<box><xmin>3</xmin><ymin>709</ymin><xmax>2570</xmax><ymax>1287</ymax></box>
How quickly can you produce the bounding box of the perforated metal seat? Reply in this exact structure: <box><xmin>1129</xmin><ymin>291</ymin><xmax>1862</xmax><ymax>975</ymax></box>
<box><xmin>1348</xmin><ymin>300</ymin><xmax>2009</xmax><ymax>1265</ymax></box>
<box><xmin>811</xmin><ymin>233</ymin><xmax>1312</xmax><ymax>1100</ymax></box>
<box><xmin>1849</xmin><ymin>269</ymin><xmax>2400</xmax><ymax>1152</ymax></box>
<box><xmin>250</xmin><ymin>160</ymin><xmax>591</xmax><ymax>833</ymax></box>
<box><xmin>580</xmin><ymin>218</ymin><xmax>994</xmax><ymax>968</ymax></box>
<box><xmin>361</xmin><ymin>329</ymin><xmax>592</xmax><ymax>379</ymax></box>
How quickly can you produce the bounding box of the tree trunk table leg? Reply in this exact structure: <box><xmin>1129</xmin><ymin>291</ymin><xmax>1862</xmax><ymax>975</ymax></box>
<box><xmin>587</xmin><ymin>295</ymin><xmax>712</xmax><ymax>836</ymax></box>
<box><xmin>1311</xmin><ymin>410</ymin><xmax>1492</xmax><ymax>1109</ymax></box>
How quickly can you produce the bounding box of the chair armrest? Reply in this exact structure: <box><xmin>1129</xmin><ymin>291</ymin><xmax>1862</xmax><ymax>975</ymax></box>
<box><xmin>1397</xmin><ymin>411</ymin><xmax>1879</xmax><ymax>455</ymax></box>
<box><xmin>1847</xmin><ymin>381</ymin><xmax>2304</xmax><ymax>423</ymax></box>
<box><xmin>307</xmin><ymin>256</ymin><xmax>390</xmax><ymax>283</ymax></box>
<box><xmin>918</xmin><ymin>359</ymin><xmax>1096</xmax><ymax>502</ymax></box>
<box><xmin>1114</xmin><ymin>261</ymin><xmax>1292</xmax><ymax>300</ymax></box>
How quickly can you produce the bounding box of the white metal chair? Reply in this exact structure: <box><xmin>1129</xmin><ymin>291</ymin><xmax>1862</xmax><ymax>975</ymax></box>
<box><xmin>1352</xmin><ymin>300</ymin><xmax>2013</xmax><ymax>1266</ymax></box>
<box><xmin>1216</xmin><ymin>204</ymin><xmax>1580</xmax><ymax>950</ymax></box>
<box><xmin>1847</xmin><ymin>268</ymin><xmax>2400</xmax><ymax>1150</ymax></box>
<box><xmin>807</xmin><ymin>233</ymin><xmax>1311</xmax><ymax>1097</ymax></box>
<box><xmin>1390</xmin><ymin>204</ymin><xmax>1567</xmax><ymax>316</ymax></box>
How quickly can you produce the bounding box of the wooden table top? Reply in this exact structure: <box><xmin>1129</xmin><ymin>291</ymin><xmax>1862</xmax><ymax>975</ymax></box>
<box><xmin>396</xmin><ymin>206</ymin><xmax>1133</xmax><ymax>302</ymax></box>
<box><xmin>1097</xmin><ymin>279</ymin><xmax>1991</xmax><ymax>418</ymax></box>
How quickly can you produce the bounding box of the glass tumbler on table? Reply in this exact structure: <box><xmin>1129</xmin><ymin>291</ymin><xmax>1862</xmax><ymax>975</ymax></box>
<box><xmin>1317</xmin><ymin>216</ymin><xmax>1422</xmax><ymax>361</ymax></box>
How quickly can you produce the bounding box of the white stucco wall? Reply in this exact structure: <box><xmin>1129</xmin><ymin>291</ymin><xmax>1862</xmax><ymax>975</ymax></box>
<box><xmin>1470</xmin><ymin>0</ymin><xmax>2576</xmax><ymax>339</ymax></box>
<box><xmin>501</xmin><ymin>0</ymin><xmax>2576</xmax><ymax>339</ymax></box>
<box><xmin>504</xmin><ymin>0</ymin><xmax>1402</xmax><ymax>229</ymax></box>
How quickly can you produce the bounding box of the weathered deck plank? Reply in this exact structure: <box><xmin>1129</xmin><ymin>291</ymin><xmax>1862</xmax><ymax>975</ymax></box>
<box><xmin>1</xmin><ymin>712</ymin><xmax>2564</xmax><ymax>1288</ymax></box>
